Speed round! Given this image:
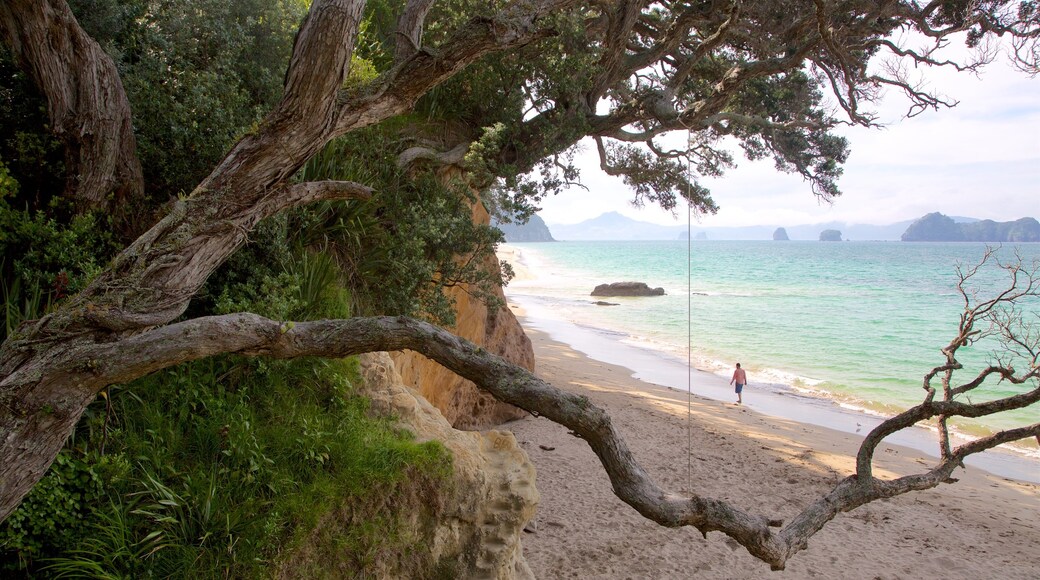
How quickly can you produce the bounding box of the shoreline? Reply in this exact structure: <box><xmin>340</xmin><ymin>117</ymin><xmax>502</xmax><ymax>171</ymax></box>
<box><xmin>509</xmin><ymin>292</ymin><xmax>1039</xmax><ymax>483</ymax></box>
<box><xmin>502</xmin><ymin>309</ymin><xmax>1040</xmax><ymax>578</ymax></box>
<box><xmin>497</xmin><ymin>243</ymin><xmax>1039</xmax><ymax>482</ymax></box>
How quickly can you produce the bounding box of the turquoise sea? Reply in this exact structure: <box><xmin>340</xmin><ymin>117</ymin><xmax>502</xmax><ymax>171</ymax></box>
<box><xmin>503</xmin><ymin>240</ymin><xmax>1040</xmax><ymax>462</ymax></box>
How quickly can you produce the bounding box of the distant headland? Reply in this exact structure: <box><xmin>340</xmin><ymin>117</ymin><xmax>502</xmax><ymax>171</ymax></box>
<box><xmin>493</xmin><ymin>213</ymin><xmax>555</xmax><ymax>242</ymax></box>
<box><xmin>901</xmin><ymin>213</ymin><xmax>1040</xmax><ymax>242</ymax></box>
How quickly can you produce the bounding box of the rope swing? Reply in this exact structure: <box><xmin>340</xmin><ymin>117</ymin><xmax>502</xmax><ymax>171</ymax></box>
<box><xmin>685</xmin><ymin>127</ymin><xmax>694</xmax><ymax>495</ymax></box>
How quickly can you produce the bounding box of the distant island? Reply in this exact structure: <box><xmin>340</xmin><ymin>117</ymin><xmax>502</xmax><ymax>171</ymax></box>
<box><xmin>819</xmin><ymin>229</ymin><xmax>842</xmax><ymax>242</ymax></box>
<box><xmin>494</xmin><ymin>214</ymin><xmax>555</xmax><ymax>242</ymax></box>
<box><xmin>901</xmin><ymin>213</ymin><xmax>1040</xmax><ymax>242</ymax></box>
<box><xmin>524</xmin><ymin>210</ymin><xmax>1039</xmax><ymax>242</ymax></box>
<box><xmin>547</xmin><ymin>211</ymin><xmax>917</xmax><ymax>241</ymax></box>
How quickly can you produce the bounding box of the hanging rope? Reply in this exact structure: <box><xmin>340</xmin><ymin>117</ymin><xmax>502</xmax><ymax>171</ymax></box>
<box><xmin>686</xmin><ymin>128</ymin><xmax>694</xmax><ymax>495</ymax></box>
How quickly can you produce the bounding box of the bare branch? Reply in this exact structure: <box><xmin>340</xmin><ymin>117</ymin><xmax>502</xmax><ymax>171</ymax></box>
<box><xmin>273</xmin><ymin>180</ymin><xmax>373</xmax><ymax>211</ymax></box>
<box><xmin>861</xmin><ymin>249</ymin><xmax>1040</xmax><ymax>476</ymax></box>
<box><xmin>94</xmin><ymin>313</ymin><xmax>789</xmax><ymax>567</ymax></box>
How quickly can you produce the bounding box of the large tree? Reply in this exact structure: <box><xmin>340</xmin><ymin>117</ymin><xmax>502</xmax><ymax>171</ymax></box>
<box><xmin>1</xmin><ymin>0</ymin><xmax>1038</xmax><ymax>570</ymax></box>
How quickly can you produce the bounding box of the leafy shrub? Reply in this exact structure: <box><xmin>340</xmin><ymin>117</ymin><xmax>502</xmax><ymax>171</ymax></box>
<box><xmin>294</xmin><ymin>129</ymin><xmax>508</xmax><ymax>325</ymax></box>
<box><xmin>0</xmin><ymin>191</ymin><xmax>118</xmax><ymax>341</ymax></box>
<box><xmin>0</xmin><ymin>452</ymin><xmax>105</xmax><ymax>570</ymax></box>
<box><xmin>1</xmin><ymin>252</ymin><xmax>451</xmax><ymax>577</ymax></box>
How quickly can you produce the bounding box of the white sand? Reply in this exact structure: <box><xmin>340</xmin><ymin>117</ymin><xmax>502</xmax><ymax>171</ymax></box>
<box><xmin>502</xmin><ymin>310</ymin><xmax>1040</xmax><ymax>579</ymax></box>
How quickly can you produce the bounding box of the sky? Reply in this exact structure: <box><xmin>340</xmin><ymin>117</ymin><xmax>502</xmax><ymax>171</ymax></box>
<box><xmin>535</xmin><ymin>40</ymin><xmax>1040</xmax><ymax>229</ymax></box>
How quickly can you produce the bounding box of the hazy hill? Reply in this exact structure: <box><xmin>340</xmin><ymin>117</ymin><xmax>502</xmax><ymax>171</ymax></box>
<box><xmin>547</xmin><ymin>212</ymin><xmax>914</xmax><ymax>241</ymax></box>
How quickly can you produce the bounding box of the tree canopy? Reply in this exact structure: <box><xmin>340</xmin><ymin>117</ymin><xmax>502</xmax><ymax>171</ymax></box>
<box><xmin>1</xmin><ymin>0</ymin><xmax>1039</xmax><ymax>572</ymax></box>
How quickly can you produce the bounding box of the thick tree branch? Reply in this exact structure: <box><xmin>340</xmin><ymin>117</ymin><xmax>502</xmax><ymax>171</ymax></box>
<box><xmin>396</xmin><ymin>142</ymin><xmax>471</xmax><ymax>170</ymax></box>
<box><xmin>90</xmin><ymin>313</ymin><xmax>789</xmax><ymax>567</ymax></box>
<box><xmin>0</xmin><ymin>0</ymin><xmax>143</xmax><ymax>209</ymax></box>
<box><xmin>3</xmin><ymin>0</ymin><xmax>1040</xmax><ymax>568</ymax></box>
<box><xmin>0</xmin><ymin>0</ymin><xmax>582</xmax><ymax>526</ymax></box>
<box><xmin>588</xmin><ymin>0</ymin><xmax>646</xmax><ymax>99</ymax></box>
<box><xmin>261</xmin><ymin>180</ymin><xmax>374</xmax><ymax>216</ymax></box>
<box><xmin>89</xmin><ymin>310</ymin><xmax>1038</xmax><ymax>570</ymax></box>
<box><xmin>334</xmin><ymin>0</ymin><xmax>580</xmax><ymax>134</ymax></box>
<box><xmin>394</xmin><ymin>0</ymin><xmax>437</xmax><ymax>62</ymax></box>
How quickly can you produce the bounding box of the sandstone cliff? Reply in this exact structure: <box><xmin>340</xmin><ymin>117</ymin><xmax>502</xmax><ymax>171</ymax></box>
<box><xmin>361</xmin><ymin>353</ymin><xmax>538</xmax><ymax>579</ymax></box>
<box><xmin>390</xmin><ymin>201</ymin><xmax>533</xmax><ymax>430</ymax></box>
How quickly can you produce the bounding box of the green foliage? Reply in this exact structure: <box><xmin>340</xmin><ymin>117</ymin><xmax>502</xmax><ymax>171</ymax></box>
<box><xmin>0</xmin><ymin>56</ymin><xmax>65</xmax><ymax>210</ymax></box>
<box><xmin>2</xmin><ymin>273</ymin><xmax>452</xmax><ymax>578</ymax></box>
<box><xmin>0</xmin><ymin>159</ymin><xmax>17</xmax><ymax>198</ymax></box>
<box><xmin>59</xmin><ymin>0</ymin><xmax>306</xmax><ymax>201</ymax></box>
<box><xmin>1</xmin><ymin>272</ymin><xmax>46</xmax><ymax>342</ymax></box>
<box><xmin>0</xmin><ymin>452</ymin><xmax>105</xmax><ymax>570</ymax></box>
<box><xmin>603</xmin><ymin>143</ymin><xmax>718</xmax><ymax>214</ymax></box>
<box><xmin>0</xmin><ymin>192</ymin><xmax>119</xmax><ymax>341</ymax></box>
<box><xmin>293</xmin><ymin>127</ymin><xmax>508</xmax><ymax>325</ymax></box>
<box><xmin>40</xmin><ymin>498</ymin><xmax>165</xmax><ymax>579</ymax></box>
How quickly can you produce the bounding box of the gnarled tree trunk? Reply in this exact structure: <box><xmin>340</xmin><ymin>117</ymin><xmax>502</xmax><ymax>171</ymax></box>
<box><xmin>0</xmin><ymin>0</ymin><xmax>143</xmax><ymax>209</ymax></box>
<box><xmin>0</xmin><ymin>0</ymin><xmax>574</xmax><ymax>526</ymax></box>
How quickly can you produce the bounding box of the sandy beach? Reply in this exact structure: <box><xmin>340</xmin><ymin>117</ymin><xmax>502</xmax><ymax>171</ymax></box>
<box><xmin>501</xmin><ymin>305</ymin><xmax>1040</xmax><ymax>579</ymax></box>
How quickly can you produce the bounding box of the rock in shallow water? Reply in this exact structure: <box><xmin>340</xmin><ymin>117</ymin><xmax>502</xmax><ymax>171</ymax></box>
<box><xmin>590</xmin><ymin>281</ymin><xmax>665</xmax><ymax>297</ymax></box>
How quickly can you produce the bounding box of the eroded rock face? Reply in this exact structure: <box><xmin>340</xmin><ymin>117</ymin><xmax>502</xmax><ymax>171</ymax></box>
<box><xmin>359</xmin><ymin>352</ymin><xmax>538</xmax><ymax>579</ymax></box>
<box><xmin>391</xmin><ymin>202</ymin><xmax>532</xmax><ymax>430</ymax></box>
<box><xmin>591</xmin><ymin>281</ymin><xmax>665</xmax><ymax>297</ymax></box>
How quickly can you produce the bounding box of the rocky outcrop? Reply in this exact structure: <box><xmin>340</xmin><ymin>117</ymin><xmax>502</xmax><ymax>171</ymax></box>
<box><xmin>819</xmin><ymin>229</ymin><xmax>842</xmax><ymax>241</ymax></box>
<box><xmin>391</xmin><ymin>201</ymin><xmax>532</xmax><ymax>430</ymax></box>
<box><xmin>494</xmin><ymin>214</ymin><xmax>555</xmax><ymax>242</ymax></box>
<box><xmin>591</xmin><ymin>281</ymin><xmax>665</xmax><ymax>296</ymax></box>
<box><xmin>356</xmin><ymin>353</ymin><xmax>538</xmax><ymax>579</ymax></box>
<box><xmin>773</xmin><ymin>227</ymin><xmax>789</xmax><ymax>241</ymax></box>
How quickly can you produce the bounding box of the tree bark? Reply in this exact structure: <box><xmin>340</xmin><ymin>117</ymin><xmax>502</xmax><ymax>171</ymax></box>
<box><xmin>0</xmin><ymin>0</ymin><xmax>575</xmax><ymax>526</ymax></box>
<box><xmin>0</xmin><ymin>0</ymin><xmax>143</xmax><ymax>209</ymax></box>
<box><xmin>394</xmin><ymin>0</ymin><xmax>436</xmax><ymax>62</ymax></box>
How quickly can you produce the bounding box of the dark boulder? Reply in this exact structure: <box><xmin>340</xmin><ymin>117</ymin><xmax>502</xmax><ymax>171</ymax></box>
<box><xmin>591</xmin><ymin>282</ymin><xmax>665</xmax><ymax>297</ymax></box>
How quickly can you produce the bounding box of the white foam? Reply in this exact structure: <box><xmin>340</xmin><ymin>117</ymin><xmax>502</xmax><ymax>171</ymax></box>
<box><xmin>507</xmin><ymin>290</ymin><xmax>1040</xmax><ymax>483</ymax></box>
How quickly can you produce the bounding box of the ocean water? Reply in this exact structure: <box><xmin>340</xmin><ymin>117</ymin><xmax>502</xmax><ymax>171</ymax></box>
<box><xmin>503</xmin><ymin>240</ymin><xmax>1040</xmax><ymax>460</ymax></box>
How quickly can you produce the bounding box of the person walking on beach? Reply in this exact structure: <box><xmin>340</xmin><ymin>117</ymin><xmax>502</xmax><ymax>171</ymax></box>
<box><xmin>730</xmin><ymin>363</ymin><xmax>747</xmax><ymax>404</ymax></box>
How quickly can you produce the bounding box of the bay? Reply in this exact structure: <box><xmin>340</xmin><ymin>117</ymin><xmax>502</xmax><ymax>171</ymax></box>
<box><xmin>503</xmin><ymin>240</ymin><xmax>1040</xmax><ymax>459</ymax></box>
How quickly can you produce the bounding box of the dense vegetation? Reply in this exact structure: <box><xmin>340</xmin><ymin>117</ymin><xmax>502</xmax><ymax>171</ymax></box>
<box><xmin>0</xmin><ymin>0</ymin><xmax>501</xmax><ymax>574</ymax></box>
<box><xmin>2</xmin><ymin>0</ymin><xmax>1037</xmax><ymax>573</ymax></box>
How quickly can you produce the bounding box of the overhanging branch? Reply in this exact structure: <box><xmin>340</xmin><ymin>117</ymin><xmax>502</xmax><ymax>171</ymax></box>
<box><xmin>94</xmin><ymin>312</ymin><xmax>1040</xmax><ymax>570</ymax></box>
